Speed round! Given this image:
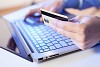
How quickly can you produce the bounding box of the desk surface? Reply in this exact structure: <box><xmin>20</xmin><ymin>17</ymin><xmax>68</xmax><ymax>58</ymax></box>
<box><xmin>2</xmin><ymin>3</ymin><xmax>100</xmax><ymax>67</ymax></box>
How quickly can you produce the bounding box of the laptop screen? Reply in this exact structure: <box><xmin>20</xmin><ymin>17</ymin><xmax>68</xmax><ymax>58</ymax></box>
<box><xmin>0</xmin><ymin>17</ymin><xmax>20</xmax><ymax>53</ymax></box>
<box><xmin>0</xmin><ymin>17</ymin><xmax>31</xmax><ymax>61</ymax></box>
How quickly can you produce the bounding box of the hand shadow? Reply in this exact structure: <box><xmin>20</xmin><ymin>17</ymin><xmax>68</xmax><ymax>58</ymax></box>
<box><xmin>91</xmin><ymin>43</ymin><xmax>100</xmax><ymax>53</ymax></box>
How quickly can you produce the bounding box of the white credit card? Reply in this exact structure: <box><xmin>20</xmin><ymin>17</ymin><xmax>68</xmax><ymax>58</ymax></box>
<box><xmin>40</xmin><ymin>9</ymin><xmax>68</xmax><ymax>26</ymax></box>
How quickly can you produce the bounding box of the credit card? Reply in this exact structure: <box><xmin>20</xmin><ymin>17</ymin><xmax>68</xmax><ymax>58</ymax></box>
<box><xmin>40</xmin><ymin>9</ymin><xmax>68</xmax><ymax>26</ymax></box>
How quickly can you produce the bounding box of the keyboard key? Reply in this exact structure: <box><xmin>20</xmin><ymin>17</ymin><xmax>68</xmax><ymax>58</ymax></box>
<box><xmin>30</xmin><ymin>30</ymin><xmax>36</xmax><ymax>33</ymax></box>
<box><xmin>42</xmin><ymin>30</ymin><xmax>47</xmax><ymax>32</ymax></box>
<box><xmin>33</xmin><ymin>42</ymin><xmax>38</xmax><ymax>45</ymax></box>
<box><xmin>54</xmin><ymin>44</ymin><xmax>62</xmax><ymax>49</ymax></box>
<box><xmin>36</xmin><ymin>38</ymin><xmax>42</xmax><ymax>41</ymax></box>
<box><xmin>56</xmin><ymin>38</ymin><xmax>62</xmax><ymax>41</ymax></box>
<box><xmin>37</xmin><ymin>47</ymin><xmax>42</xmax><ymax>50</ymax></box>
<box><xmin>65</xmin><ymin>39</ymin><xmax>71</xmax><ymax>43</ymax></box>
<box><xmin>54</xmin><ymin>35</ymin><xmax>60</xmax><ymax>39</ymax></box>
<box><xmin>47</xmin><ymin>43</ymin><xmax>53</xmax><ymax>46</ymax></box>
<box><xmin>32</xmin><ymin>33</ymin><xmax>38</xmax><ymax>36</ymax></box>
<box><xmin>39</xmin><ymin>33</ymin><xmax>44</xmax><ymax>36</ymax></box>
<box><xmin>35</xmin><ymin>29</ymin><xmax>41</xmax><ymax>31</ymax></box>
<box><xmin>45</xmin><ymin>34</ymin><xmax>51</xmax><ymax>37</ymax></box>
<box><xmin>49</xmin><ymin>38</ymin><xmax>55</xmax><ymax>41</ymax></box>
<box><xmin>52</xmin><ymin>41</ymin><xmax>58</xmax><ymax>44</ymax></box>
<box><xmin>52</xmin><ymin>33</ymin><xmax>58</xmax><ymax>36</ymax></box>
<box><xmin>37</xmin><ymin>40</ymin><xmax>43</xmax><ymax>44</ymax></box>
<box><xmin>40</xmin><ymin>43</ymin><xmax>46</xmax><ymax>46</ymax></box>
<box><xmin>35</xmin><ymin>44</ymin><xmax>40</xmax><ymax>47</ymax></box>
<box><xmin>43</xmin><ymin>49</ymin><xmax>50</xmax><ymax>52</ymax></box>
<box><xmin>68</xmin><ymin>42</ymin><xmax>74</xmax><ymax>46</ymax></box>
<box><xmin>43</xmin><ymin>38</ymin><xmax>48</xmax><ymax>41</ymax></box>
<box><xmin>49</xmin><ymin>46</ymin><xmax>56</xmax><ymax>50</ymax></box>
<box><xmin>31</xmin><ymin>39</ymin><xmax>37</xmax><ymax>43</ymax></box>
<box><xmin>39</xmin><ymin>50</ymin><xmax>44</xmax><ymax>53</ymax></box>
<box><xmin>40</xmin><ymin>35</ymin><xmax>46</xmax><ymax>38</ymax></box>
<box><xmin>59</xmin><ymin>41</ymin><xmax>68</xmax><ymax>47</ymax></box>
<box><xmin>44</xmin><ymin>40</ymin><xmax>50</xmax><ymax>43</ymax></box>
<box><xmin>50</xmin><ymin>31</ymin><xmax>56</xmax><ymax>34</ymax></box>
<box><xmin>34</xmin><ymin>36</ymin><xmax>40</xmax><ymax>39</ymax></box>
<box><xmin>62</xmin><ymin>37</ymin><xmax>67</xmax><ymax>40</ymax></box>
<box><xmin>37</xmin><ymin>31</ymin><xmax>42</xmax><ymax>34</ymax></box>
<box><xmin>42</xmin><ymin>46</ymin><xmax>48</xmax><ymax>49</ymax></box>
<box><xmin>47</xmin><ymin>36</ymin><xmax>53</xmax><ymax>39</ymax></box>
<box><xmin>59</xmin><ymin>34</ymin><xmax>64</xmax><ymax>38</ymax></box>
<box><xmin>44</xmin><ymin>32</ymin><xmax>49</xmax><ymax>34</ymax></box>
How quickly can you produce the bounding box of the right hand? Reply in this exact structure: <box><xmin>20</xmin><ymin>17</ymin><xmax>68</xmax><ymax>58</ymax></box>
<box><xmin>25</xmin><ymin>0</ymin><xmax>64</xmax><ymax>22</ymax></box>
<box><xmin>49</xmin><ymin>16</ymin><xmax>100</xmax><ymax>50</ymax></box>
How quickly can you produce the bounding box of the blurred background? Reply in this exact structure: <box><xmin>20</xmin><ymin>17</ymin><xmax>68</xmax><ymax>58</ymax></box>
<box><xmin>0</xmin><ymin>0</ymin><xmax>100</xmax><ymax>16</ymax></box>
<box><xmin>0</xmin><ymin>0</ymin><xmax>47</xmax><ymax>15</ymax></box>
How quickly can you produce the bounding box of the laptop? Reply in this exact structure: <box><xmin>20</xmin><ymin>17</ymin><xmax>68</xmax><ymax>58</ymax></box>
<box><xmin>10</xmin><ymin>9</ymin><xmax>79</xmax><ymax>62</ymax></box>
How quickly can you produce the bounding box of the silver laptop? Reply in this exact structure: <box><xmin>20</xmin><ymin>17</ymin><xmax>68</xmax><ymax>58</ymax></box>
<box><xmin>11</xmin><ymin>9</ymin><xmax>79</xmax><ymax>62</ymax></box>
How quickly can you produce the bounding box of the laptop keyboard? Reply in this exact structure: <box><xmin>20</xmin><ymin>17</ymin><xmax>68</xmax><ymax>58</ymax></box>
<box><xmin>14</xmin><ymin>20</ymin><xmax>74</xmax><ymax>53</ymax></box>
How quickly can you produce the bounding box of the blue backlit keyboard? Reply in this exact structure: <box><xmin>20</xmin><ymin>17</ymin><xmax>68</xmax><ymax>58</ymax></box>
<box><xmin>14</xmin><ymin>20</ymin><xmax>74</xmax><ymax>53</ymax></box>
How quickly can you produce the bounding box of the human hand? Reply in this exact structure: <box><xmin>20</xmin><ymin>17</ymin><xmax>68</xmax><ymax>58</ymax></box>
<box><xmin>25</xmin><ymin>0</ymin><xmax>63</xmax><ymax>21</ymax></box>
<box><xmin>49</xmin><ymin>16</ymin><xmax>100</xmax><ymax>50</ymax></box>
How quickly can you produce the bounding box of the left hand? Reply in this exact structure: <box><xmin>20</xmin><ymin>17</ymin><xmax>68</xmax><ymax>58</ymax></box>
<box><xmin>49</xmin><ymin>16</ymin><xmax>100</xmax><ymax>50</ymax></box>
<box><xmin>25</xmin><ymin>0</ymin><xmax>63</xmax><ymax>22</ymax></box>
<box><xmin>42</xmin><ymin>0</ymin><xmax>63</xmax><ymax>13</ymax></box>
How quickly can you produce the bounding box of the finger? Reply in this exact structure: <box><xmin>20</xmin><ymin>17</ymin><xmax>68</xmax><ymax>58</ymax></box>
<box><xmin>50</xmin><ymin>24</ymin><xmax>80</xmax><ymax>41</ymax></box>
<box><xmin>83</xmin><ymin>37</ymin><xmax>100</xmax><ymax>50</ymax></box>
<box><xmin>25</xmin><ymin>9</ymin><xmax>41</xmax><ymax>19</ymax></box>
<box><xmin>52</xmin><ymin>22</ymin><xmax>86</xmax><ymax>50</ymax></box>
<box><xmin>72</xmin><ymin>39</ymin><xmax>91</xmax><ymax>50</ymax></box>
<box><xmin>40</xmin><ymin>17</ymin><xmax>43</xmax><ymax>22</ymax></box>
<box><xmin>52</xmin><ymin>20</ymin><xmax>84</xmax><ymax>33</ymax></box>
<box><xmin>71</xmin><ymin>39</ymin><xmax>85</xmax><ymax>50</ymax></box>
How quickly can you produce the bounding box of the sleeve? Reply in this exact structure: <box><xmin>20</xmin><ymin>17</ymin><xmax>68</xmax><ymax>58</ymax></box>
<box><xmin>79</xmin><ymin>0</ymin><xmax>100</xmax><ymax>9</ymax></box>
<box><xmin>62</xmin><ymin>0</ymin><xmax>79</xmax><ymax>9</ymax></box>
<box><xmin>62</xmin><ymin>0</ymin><xmax>100</xmax><ymax>10</ymax></box>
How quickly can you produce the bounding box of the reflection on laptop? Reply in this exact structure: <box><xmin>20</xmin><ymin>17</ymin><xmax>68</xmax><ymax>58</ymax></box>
<box><xmin>11</xmin><ymin>9</ymin><xmax>79</xmax><ymax>62</ymax></box>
